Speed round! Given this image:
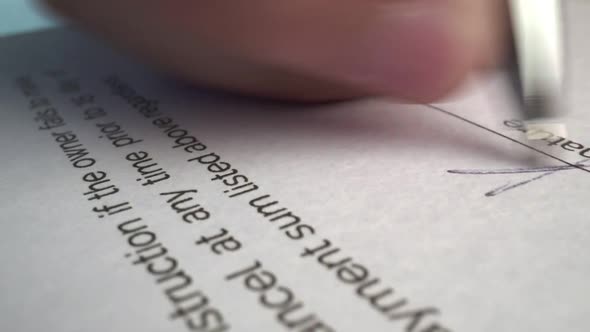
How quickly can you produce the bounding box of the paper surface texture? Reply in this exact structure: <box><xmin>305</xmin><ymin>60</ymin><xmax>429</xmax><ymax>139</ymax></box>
<box><xmin>1</xmin><ymin>6</ymin><xmax>589</xmax><ymax>332</ymax></box>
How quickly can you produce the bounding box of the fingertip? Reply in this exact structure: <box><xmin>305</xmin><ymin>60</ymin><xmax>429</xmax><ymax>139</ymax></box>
<box><xmin>375</xmin><ymin>13</ymin><xmax>474</xmax><ymax>102</ymax></box>
<box><xmin>297</xmin><ymin>4</ymin><xmax>476</xmax><ymax>103</ymax></box>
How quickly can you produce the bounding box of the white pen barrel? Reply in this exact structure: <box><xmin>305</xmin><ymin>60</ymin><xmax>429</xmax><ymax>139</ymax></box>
<box><xmin>509</xmin><ymin>0</ymin><xmax>565</xmax><ymax>119</ymax></box>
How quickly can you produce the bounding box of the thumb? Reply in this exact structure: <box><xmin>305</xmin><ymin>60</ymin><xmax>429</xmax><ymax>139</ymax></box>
<box><xmin>43</xmin><ymin>0</ymin><xmax>508</xmax><ymax>102</ymax></box>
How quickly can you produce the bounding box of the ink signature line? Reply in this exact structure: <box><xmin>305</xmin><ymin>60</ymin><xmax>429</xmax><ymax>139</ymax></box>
<box><xmin>448</xmin><ymin>163</ymin><xmax>590</xmax><ymax>175</ymax></box>
<box><xmin>448</xmin><ymin>160</ymin><xmax>590</xmax><ymax>197</ymax></box>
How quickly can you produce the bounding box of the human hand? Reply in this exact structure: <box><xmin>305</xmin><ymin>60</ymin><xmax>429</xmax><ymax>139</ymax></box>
<box><xmin>44</xmin><ymin>0</ymin><xmax>508</xmax><ymax>102</ymax></box>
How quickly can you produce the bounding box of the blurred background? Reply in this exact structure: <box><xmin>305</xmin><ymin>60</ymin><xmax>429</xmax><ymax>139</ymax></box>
<box><xmin>0</xmin><ymin>0</ymin><xmax>57</xmax><ymax>36</ymax></box>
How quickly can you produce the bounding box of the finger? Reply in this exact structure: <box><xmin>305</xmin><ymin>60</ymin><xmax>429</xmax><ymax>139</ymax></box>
<box><xmin>44</xmin><ymin>0</ymin><xmax>508</xmax><ymax>102</ymax></box>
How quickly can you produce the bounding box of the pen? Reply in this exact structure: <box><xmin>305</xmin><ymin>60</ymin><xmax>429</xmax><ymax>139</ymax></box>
<box><xmin>508</xmin><ymin>0</ymin><xmax>565</xmax><ymax>122</ymax></box>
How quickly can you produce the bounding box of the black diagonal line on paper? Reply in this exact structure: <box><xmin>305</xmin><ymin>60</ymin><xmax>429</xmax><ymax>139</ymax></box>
<box><xmin>425</xmin><ymin>104</ymin><xmax>590</xmax><ymax>175</ymax></box>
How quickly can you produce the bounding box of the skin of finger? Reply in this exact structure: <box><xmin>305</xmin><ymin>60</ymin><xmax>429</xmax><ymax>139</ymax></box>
<box><xmin>42</xmin><ymin>0</ymin><xmax>371</xmax><ymax>100</ymax></box>
<box><xmin>43</xmin><ymin>0</ymin><xmax>507</xmax><ymax>102</ymax></box>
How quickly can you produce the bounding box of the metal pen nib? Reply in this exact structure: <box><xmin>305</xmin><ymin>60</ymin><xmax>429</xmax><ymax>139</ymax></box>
<box><xmin>508</xmin><ymin>0</ymin><xmax>565</xmax><ymax>122</ymax></box>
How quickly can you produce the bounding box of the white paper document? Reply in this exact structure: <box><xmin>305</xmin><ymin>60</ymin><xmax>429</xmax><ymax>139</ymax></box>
<box><xmin>1</xmin><ymin>18</ymin><xmax>589</xmax><ymax>332</ymax></box>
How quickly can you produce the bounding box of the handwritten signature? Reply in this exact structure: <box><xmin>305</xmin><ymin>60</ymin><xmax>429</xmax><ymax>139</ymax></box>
<box><xmin>448</xmin><ymin>159</ymin><xmax>590</xmax><ymax>197</ymax></box>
